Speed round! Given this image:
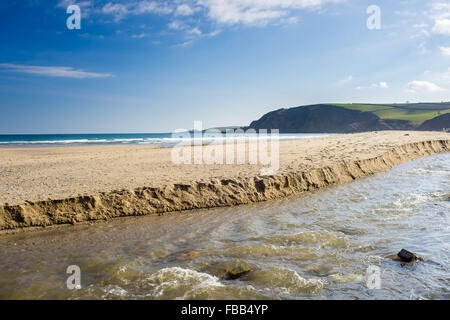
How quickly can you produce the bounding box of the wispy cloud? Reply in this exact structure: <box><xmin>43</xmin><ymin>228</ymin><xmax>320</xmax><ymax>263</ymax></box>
<box><xmin>57</xmin><ymin>0</ymin><xmax>91</xmax><ymax>9</ymax></box>
<box><xmin>100</xmin><ymin>1</ymin><xmax>172</xmax><ymax>22</ymax></box>
<box><xmin>354</xmin><ymin>81</ymin><xmax>388</xmax><ymax>90</ymax></box>
<box><xmin>187</xmin><ymin>27</ymin><xmax>202</xmax><ymax>35</ymax></box>
<box><xmin>70</xmin><ymin>0</ymin><xmax>343</xmax><ymax>27</ymax></box>
<box><xmin>168</xmin><ymin>20</ymin><xmax>187</xmax><ymax>30</ymax></box>
<box><xmin>175</xmin><ymin>4</ymin><xmax>195</xmax><ymax>16</ymax></box>
<box><xmin>57</xmin><ymin>0</ymin><xmax>92</xmax><ymax>17</ymax></box>
<box><xmin>131</xmin><ymin>32</ymin><xmax>147</xmax><ymax>38</ymax></box>
<box><xmin>198</xmin><ymin>0</ymin><xmax>343</xmax><ymax>26</ymax></box>
<box><xmin>405</xmin><ymin>80</ymin><xmax>444</xmax><ymax>93</ymax></box>
<box><xmin>0</xmin><ymin>64</ymin><xmax>113</xmax><ymax>79</ymax></box>
<box><xmin>430</xmin><ymin>2</ymin><xmax>450</xmax><ymax>35</ymax></box>
<box><xmin>371</xmin><ymin>81</ymin><xmax>388</xmax><ymax>88</ymax></box>
<box><xmin>433</xmin><ymin>19</ymin><xmax>450</xmax><ymax>35</ymax></box>
<box><xmin>337</xmin><ymin>75</ymin><xmax>353</xmax><ymax>85</ymax></box>
<box><xmin>440</xmin><ymin>46</ymin><xmax>450</xmax><ymax>56</ymax></box>
<box><xmin>101</xmin><ymin>2</ymin><xmax>129</xmax><ymax>22</ymax></box>
<box><xmin>54</xmin><ymin>0</ymin><xmax>345</xmax><ymax>46</ymax></box>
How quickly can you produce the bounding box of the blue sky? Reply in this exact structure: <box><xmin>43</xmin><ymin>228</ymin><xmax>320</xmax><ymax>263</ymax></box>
<box><xmin>0</xmin><ymin>0</ymin><xmax>449</xmax><ymax>133</ymax></box>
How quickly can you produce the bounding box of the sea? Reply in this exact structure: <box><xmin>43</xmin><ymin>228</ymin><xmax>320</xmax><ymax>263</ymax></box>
<box><xmin>0</xmin><ymin>133</ymin><xmax>331</xmax><ymax>147</ymax></box>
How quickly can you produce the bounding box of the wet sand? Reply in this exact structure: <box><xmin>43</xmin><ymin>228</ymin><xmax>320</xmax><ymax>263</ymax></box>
<box><xmin>0</xmin><ymin>131</ymin><xmax>449</xmax><ymax>231</ymax></box>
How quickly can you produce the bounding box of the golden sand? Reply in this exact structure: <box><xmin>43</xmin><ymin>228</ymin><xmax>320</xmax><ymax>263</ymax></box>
<box><xmin>0</xmin><ymin>131</ymin><xmax>448</xmax><ymax>231</ymax></box>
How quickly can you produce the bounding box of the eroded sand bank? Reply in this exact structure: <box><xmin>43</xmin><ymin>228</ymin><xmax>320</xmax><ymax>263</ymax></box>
<box><xmin>0</xmin><ymin>131</ymin><xmax>449</xmax><ymax>231</ymax></box>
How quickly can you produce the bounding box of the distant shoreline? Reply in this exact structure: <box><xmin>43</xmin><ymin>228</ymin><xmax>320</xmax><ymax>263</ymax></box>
<box><xmin>0</xmin><ymin>132</ymin><xmax>329</xmax><ymax>148</ymax></box>
<box><xmin>0</xmin><ymin>131</ymin><xmax>448</xmax><ymax>232</ymax></box>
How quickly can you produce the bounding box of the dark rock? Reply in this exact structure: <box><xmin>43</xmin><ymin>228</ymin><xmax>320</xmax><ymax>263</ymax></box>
<box><xmin>225</xmin><ymin>266</ymin><xmax>252</xmax><ymax>280</ymax></box>
<box><xmin>397</xmin><ymin>249</ymin><xmax>417</xmax><ymax>263</ymax></box>
<box><xmin>306</xmin><ymin>266</ymin><xmax>331</xmax><ymax>277</ymax></box>
<box><xmin>389</xmin><ymin>249</ymin><xmax>424</xmax><ymax>264</ymax></box>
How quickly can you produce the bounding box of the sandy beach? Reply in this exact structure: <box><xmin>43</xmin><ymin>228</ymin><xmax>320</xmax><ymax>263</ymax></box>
<box><xmin>0</xmin><ymin>131</ymin><xmax>449</xmax><ymax>231</ymax></box>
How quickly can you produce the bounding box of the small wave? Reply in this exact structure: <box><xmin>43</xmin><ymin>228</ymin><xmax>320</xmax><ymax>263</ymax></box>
<box><xmin>330</xmin><ymin>273</ymin><xmax>363</xmax><ymax>283</ymax></box>
<box><xmin>393</xmin><ymin>192</ymin><xmax>446</xmax><ymax>208</ymax></box>
<box><xmin>249</xmin><ymin>268</ymin><xmax>327</xmax><ymax>294</ymax></box>
<box><xmin>100</xmin><ymin>285</ymin><xmax>128</xmax><ymax>297</ymax></box>
<box><xmin>224</xmin><ymin>243</ymin><xmax>315</xmax><ymax>258</ymax></box>
<box><xmin>144</xmin><ymin>267</ymin><xmax>224</xmax><ymax>299</ymax></box>
<box><xmin>255</xmin><ymin>231</ymin><xmax>349</xmax><ymax>249</ymax></box>
<box><xmin>406</xmin><ymin>168</ymin><xmax>449</xmax><ymax>176</ymax></box>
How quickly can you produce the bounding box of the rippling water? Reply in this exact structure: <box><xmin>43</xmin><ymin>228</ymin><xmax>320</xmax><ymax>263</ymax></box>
<box><xmin>0</xmin><ymin>153</ymin><xmax>448</xmax><ymax>300</ymax></box>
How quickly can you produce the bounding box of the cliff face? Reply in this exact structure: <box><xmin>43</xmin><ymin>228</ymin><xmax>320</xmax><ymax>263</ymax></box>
<box><xmin>249</xmin><ymin>104</ymin><xmax>414</xmax><ymax>133</ymax></box>
<box><xmin>418</xmin><ymin>113</ymin><xmax>450</xmax><ymax>131</ymax></box>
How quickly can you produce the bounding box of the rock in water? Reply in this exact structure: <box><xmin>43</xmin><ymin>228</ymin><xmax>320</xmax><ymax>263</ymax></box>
<box><xmin>390</xmin><ymin>249</ymin><xmax>424</xmax><ymax>264</ymax></box>
<box><xmin>397</xmin><ymin>249</ymin><xmax>417</xmax><ymax>263</ymax></box>
<box><xmin>226</xmin><ymin>266</ymin><xmax>252</xmax><ymax>280</ymax></box>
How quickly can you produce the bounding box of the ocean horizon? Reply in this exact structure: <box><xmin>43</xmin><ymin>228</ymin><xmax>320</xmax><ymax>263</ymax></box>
<box><xmin>0</xmin><ymin>133</ymin><xmax>332</xmax><ymax>146</ymax></box>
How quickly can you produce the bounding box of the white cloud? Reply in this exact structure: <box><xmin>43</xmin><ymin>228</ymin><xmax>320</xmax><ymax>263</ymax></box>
<box><xmin>358</xmin><ymin>81</ymin><xmax>388</xmax><ymax>89</ymax></box>
<box><xmin>57</xmin><ymin>0</ymin><xmax>91</xmax><ymax>9</ymax></box>
<box><xmin>430</xmin><ymin>2</ymin><xmax>450</xmax><ymax>19</ymax></box>
<box><xmin>206</xmin><ymin>29</ymin><xmax>222</xmax><ymax>37</ymax></box>
<box><xmin>176</xmin><ymin>40</ymin><xmax>194</xmax><ymax>47</ymax></box>
<box><xmin>57</xmin><ymin>0</ymin><xmax>92</xmax><ymax>17</ymax></box>
<box><xmin>133</xmin><ymin>1</ymin><xmax>172</xmax><ymax>15</ymax></box>
<box><xmin>131</xmin><ymin>33</ymin><xmax>147</xmax><ymax>38</ymax></box>
<box><xmin>187</xmin><ymin>27</ymin><xmax>202</xmax><ymax>35</ymax></box>
<box><xmin>432</xmin><ymin>19</ymin><xmax>450</xmax><ymax>35</ymax></box>
<box><xmin>0</xmin><ymin>64</ymin><xmax>113</xmax><ymax>79</ymax></box>
<box><xmin>440</xmin><ymin>46</ymin><xmax>450</xmax><ymax>56</ymax></box>
<box><xmin>168</xmin><ymin>20</ymin><xmax>187</xmax><ymax>30</ymax></box>
<box><xmin>197</xmin><ymin>0</ymin><xmax>343</xmax><ymax>25</ymax></box>
<box><xmin>101</xmin><ymin>1</ymin><xmax>172</xmax><ymax>21</ymax></box>
<box><xmin>60</xmin><ymin>0</ymin><xmax>346</xmax><ymax>46</ymax></box>
<box><xmin>101</xmin><ymin>2</ymin><xmax>129</xmax><ymax>21</ymax></box>
<box><xmin>429</xmin><ymin>2</ymin><xmax>450</xmax><ymax>34</ymax></box>
<box><xmin>372</xmin><ymin>81</ymin><xmax>388</xmax><ymax>88</ymax></box>
<box><xmin>405</xmin><ymin>80</ymin><xmax>443</xmax><ymax>93</ymax></box>
<box><xmin>175</xmin><ymin>4</ymin><xmax>194</xmax><ymax>16</ymax></box>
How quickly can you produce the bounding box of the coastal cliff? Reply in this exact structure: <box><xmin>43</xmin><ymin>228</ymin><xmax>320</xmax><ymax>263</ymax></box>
<box><xmin>248</xmin><ymin>104</ymin><xmax>450</xmax><ymax>133</ymax></box>
<box><xmin>1</xmin><ymin>139</ymin><xmax>448</xmax><ymax>232</ymax></box>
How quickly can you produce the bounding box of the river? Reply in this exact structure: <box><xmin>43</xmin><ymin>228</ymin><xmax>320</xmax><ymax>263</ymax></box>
<box><xmin>0</xmin><ymin>153</ymin><xmax>448</xmax><ymax>300</ymax></box>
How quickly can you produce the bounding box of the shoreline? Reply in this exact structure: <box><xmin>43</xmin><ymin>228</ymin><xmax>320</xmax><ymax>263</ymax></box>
<box><xmin>0</xmin><ymin>131</ymin><xmax>449</xmax><ymax>232</ymax></box>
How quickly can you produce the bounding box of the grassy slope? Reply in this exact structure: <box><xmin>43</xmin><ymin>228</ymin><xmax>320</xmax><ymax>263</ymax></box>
<box><xmin>333</xmin><ymin>104</ymin><xmax>450</xmax><ymax>126</ymax></box>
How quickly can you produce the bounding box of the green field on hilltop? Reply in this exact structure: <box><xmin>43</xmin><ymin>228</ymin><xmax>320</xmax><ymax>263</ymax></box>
<box><xmin>333</xmin><ymin>104</ymin><xmax>450</xmax><ymax>126</ymax></box>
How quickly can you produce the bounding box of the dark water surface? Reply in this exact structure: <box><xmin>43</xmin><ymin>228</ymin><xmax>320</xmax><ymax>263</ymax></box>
<box><xmin>0</xmin><ymin>154</ymin><xmax>448</xmax><ymax>300</ymax></box>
